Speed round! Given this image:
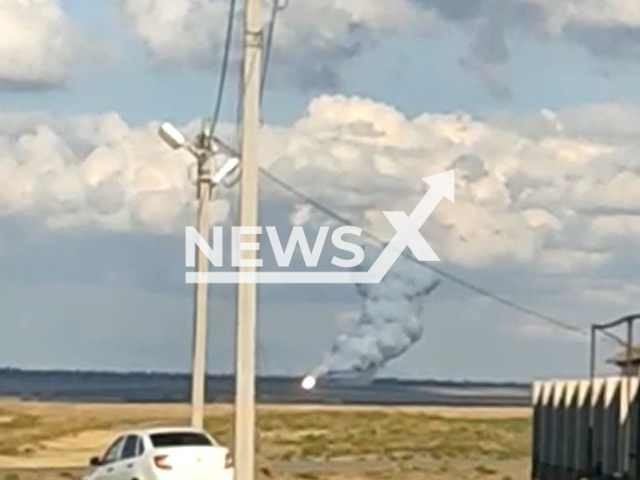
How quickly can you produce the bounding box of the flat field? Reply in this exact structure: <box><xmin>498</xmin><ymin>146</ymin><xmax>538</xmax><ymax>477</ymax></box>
<box><xmin>0</xmin><ymin>401</ymin><xmax>531</xmax><ymax>480</ymax></box>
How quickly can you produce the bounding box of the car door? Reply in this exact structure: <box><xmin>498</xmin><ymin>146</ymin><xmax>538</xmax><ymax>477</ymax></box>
<box><xmin>116</xmin><ymin>435</ymin><xmax>142</xmax><ymax>480</ymax></box>
<box><xmin>94</xmin><ymin>436</ymin><xmax>125</xmax><ymax>480</ymax></box>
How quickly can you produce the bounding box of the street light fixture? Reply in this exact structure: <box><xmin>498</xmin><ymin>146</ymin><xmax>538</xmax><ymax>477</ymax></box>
<box><xmin>159</xmin><ymin>122</ymin><xmax>240</xmax><ymax>181</ymax></box>
<box><xmin>212</xmin><ymin>157</ymin><xmax>240</xmax><ymax>185</ymax></box>
<box><xmin>158</xmin><ymin>121</ymin><xmax>239</xmax><ymax>429</ymax></box>
<box><xmin>159</xmin><ymin>122</ymin><xmax>187</xmax><ymax>150</ymax></box>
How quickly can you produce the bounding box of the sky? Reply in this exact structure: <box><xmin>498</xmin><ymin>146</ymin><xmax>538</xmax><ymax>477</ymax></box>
<box><xmin>4</xmin><ymin>0</ymin><xmax>640</xmax><ymax>381</ymax></box>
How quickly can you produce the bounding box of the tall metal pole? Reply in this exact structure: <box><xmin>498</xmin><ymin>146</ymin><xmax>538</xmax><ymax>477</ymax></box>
<box><xmin>588</xmin><ymin>325</ymin><xmax>596</xmax><ymax>471</ymax></box>
<box><xmin>234</xmin><ymin>0</ymin><xmax>262</xmax><ymax>477</ymax></box>
<box><xmin>191</xmin><ymin>132</ymin><xmax>212</xmax><ymax>429</ymax></box>
<box><xmin>623</xmin><ymin>319</ymin><xmax>634</xmax><ymax>473</ymax></box>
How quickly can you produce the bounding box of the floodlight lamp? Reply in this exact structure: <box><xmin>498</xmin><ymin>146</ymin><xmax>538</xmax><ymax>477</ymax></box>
<box><xmin>158</xmin><ymin>122</ymin><xmax>187</xmax><ymax>150</ymax></box>
<box><xmin>212</xmin><ymin>157</ymin><xmax>240</xmax><ymax>185</ymax></box>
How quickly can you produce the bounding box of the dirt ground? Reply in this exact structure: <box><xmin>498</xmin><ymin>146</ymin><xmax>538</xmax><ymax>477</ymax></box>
<box><xmin>0</xmin><ymin>401</ymin><xmax>531</xmax><ymax>480</ymax></box>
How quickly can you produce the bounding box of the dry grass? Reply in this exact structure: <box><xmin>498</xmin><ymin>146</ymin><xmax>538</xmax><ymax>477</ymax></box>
<box><xmin>0</xmin><ymin>401</ymin><xmax>531</xmax><ymax>480</ymax></box>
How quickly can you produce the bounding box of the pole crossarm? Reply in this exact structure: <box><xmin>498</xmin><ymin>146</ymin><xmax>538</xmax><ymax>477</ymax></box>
<box><xmin>593</xmin><ymin>314</ymin><xmax>640</xmax><ymax>332</ymax></box>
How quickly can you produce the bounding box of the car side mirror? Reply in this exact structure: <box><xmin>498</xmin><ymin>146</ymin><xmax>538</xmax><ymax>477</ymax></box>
<box><xmin>90</xmin><ymin>456</ymin><xmax>102</xmax><ymax>466</ymax></box>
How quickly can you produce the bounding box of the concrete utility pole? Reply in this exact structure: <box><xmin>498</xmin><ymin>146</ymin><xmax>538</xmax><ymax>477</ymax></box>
<box><xmin>191</xmin><ymin>129</ymin><xmax>213</xmax><ymax>429</ymax></box>
<box><xmin>234</xmin><ymin>0</ymin><xmax>262</xmax><ymax>477</ymax></box>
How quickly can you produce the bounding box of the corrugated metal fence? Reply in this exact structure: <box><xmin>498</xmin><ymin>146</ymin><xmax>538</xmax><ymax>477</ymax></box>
<box><xmin>532</xmin><ymin>377</ymin><xmax>640</xmax><ymax>479</ymax></box>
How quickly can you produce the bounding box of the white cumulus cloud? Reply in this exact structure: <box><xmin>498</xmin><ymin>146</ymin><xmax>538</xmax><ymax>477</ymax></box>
<box><xmin>115</xmin><ymin>0</ymin><xmax>640</xmax><ymax>95</ymax></box>
<box><xmin>0</xmin><ymin>112</ymin><xmax>231</xmax><ymax>232</ymax></box>
<box><xmin>0</xmin><ymin>0</ymin><xmax>79</xmax><ymax>88</ymax></box>
<box><xmin>2</xmin><ymin>96</ymin><xmax>640</xmax><ymax>281</ymax></box>
<box><xmin>119</xmin><ymin>0</ymin><xmax>433</xmax><ymax>88</ymax></box>
<box><xmin>265</xmin><ymin>97</ymin><xmax>640</xmax><ymax>273</ymax></box>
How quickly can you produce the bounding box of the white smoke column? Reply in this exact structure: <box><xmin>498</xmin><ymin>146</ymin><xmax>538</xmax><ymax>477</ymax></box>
<box><xmin>312</xmin><ymin>245</ymin><xmax>440</xmax><ymax>381</ymax></box>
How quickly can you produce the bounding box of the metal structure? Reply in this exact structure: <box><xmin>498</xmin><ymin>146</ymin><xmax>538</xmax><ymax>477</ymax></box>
<box><xmin>158</xmin><ymin>122</ymin><xmax>239</xmax><ymax>429</ymax></box>
<box><xmin>589</xmin><ymin>315</ymin><xmax>638</xmax><ymax>386</ymax></box>
<box><xmin>532</xmin><ymin>314</ymin><xmax>640</xmax><ymax>479</ymax></box>
<box><xmin>589</xmin><ymin>314</ymin><xmax>639</xmax><ymax>477</ymax></box>
<box><xmin>532</xmin><ymin>376</ymin><xmax>639</xmax><ymax>479</ymax></box>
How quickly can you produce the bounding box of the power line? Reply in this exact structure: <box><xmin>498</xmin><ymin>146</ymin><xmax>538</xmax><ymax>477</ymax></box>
<box><xmin>224</xmin><ymin>0</ymin><xmax>577</xmax><ymax>338</ymax></box>
<box><xmin>219</xmin><ymin>0</ymin><xmax>594</xmax><ymax>346</ymax></box>
<box><xmin>209</xmin><ymin>0</ymin><xmax>238</xmax><ymax>137</ymax></box>
<box><xmin>261</xmin><ymin>0</ymin><xmax>287</xmax><ymax>104</ymax></box>
<box><xmin>206</xmin><ymin>128</ymin><xmax>594</xmax><ymax>341</ymax></box>
<box><xmin>259</xmin><ymin>167</ymin><xmax>589</xmax><ymax>338</ymax></box>
<box><xmin>222</xmin><ymin>0</ymin><xmax>283</xmax><ymax>186</ymax></box>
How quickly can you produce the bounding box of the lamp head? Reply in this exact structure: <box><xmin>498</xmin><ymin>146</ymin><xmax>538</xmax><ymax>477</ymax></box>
<box><xmin>158</xmin><ymin>122</ymin><xmax>186</xmax><ymax>150</ymax></box>
<box><xmin>212</xmin><ymin>157</ymin><xmax>240</xmax><ymax>185</ymax></box>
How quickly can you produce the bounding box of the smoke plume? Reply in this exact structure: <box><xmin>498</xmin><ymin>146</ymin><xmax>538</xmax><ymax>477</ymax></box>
<box><xmin>312</xmin><ymin>245</ymin><xmax>440</xmax><ymax>380</ymax></box>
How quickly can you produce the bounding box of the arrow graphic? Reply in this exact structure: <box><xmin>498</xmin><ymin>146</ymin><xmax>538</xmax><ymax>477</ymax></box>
<box><xmin>186</xmin><ymin>170</ymin><xmax>454</xmax><ymax>284</ymax></box>
<box><xmin>359</xmin><ymin>169</ymin><xmax>454</xmax><ymax>283</ymax></box>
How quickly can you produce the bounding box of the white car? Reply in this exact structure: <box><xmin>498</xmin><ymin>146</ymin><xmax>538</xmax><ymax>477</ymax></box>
<box><xmin>83</xmin><ymin>427</ymin><xmax>234</xmax><ymax>480</ymax></box>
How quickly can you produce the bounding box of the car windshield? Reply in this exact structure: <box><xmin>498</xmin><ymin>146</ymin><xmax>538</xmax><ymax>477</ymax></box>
<box><xmin>150</xmin><ymin>432</ymin><xmax>213</xmax><ymax>448</ymax></box>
